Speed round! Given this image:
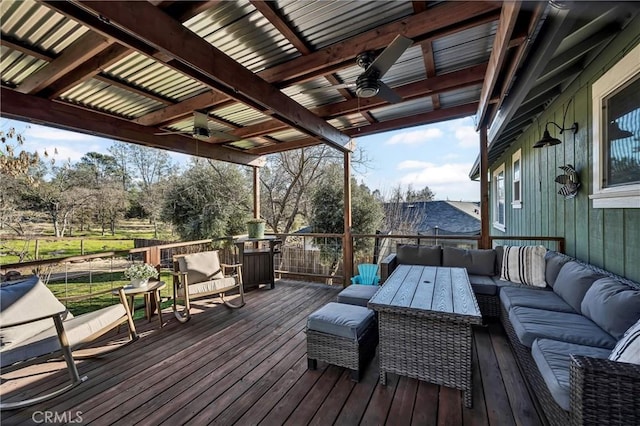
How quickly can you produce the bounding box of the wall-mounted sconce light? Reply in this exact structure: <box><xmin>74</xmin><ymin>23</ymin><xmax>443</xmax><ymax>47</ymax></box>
<box><xmin>533</xmin><ymin>99</ymin><xmax>579</xmax><ymax>148</ymax></box>
<box><xmin>533</xmin><ymin>121</ymin><xmax>579</xmax><ymax>148</ymax></box>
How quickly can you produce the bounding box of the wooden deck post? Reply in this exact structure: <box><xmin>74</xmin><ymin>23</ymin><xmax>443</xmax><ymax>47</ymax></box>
<box><xmin>480</xmin><ymin>125</ymin><xmax>490</xmax><ymax>249</ymax></box>
<box><xmin>253</xmin><ymin>166</ymin><xmax>260</xmax><ymax>219</ymax></box>
<box><xmin>343</xmin><ymin>151</ymin><xmax>353</xmax><ymax>286</ymax></box>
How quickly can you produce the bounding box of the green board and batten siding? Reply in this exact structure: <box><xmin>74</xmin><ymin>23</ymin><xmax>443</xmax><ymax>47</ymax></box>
<box><xmin>489</xmin><ymin>17</ymin><xmax>640</xmax><ymax>283</ymax></box>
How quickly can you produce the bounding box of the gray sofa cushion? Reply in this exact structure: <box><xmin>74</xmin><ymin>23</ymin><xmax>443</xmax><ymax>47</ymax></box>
<box><xmin>307</xmin><ymin>302</ymin><xmax>375</xmax><ymax>340</ymax></box>
<box><xmin>396</xmin><ymin>245</ymin><xmax>442</xmax><ymax>266</ymax></box>
<box><xmin>545</xmin><ymin>252</ymin><xmax>570</xmax><ymax>288</ymax></box>
<box><xmin>500</xmin><ymin>286</ymin><xmax>574</xmax><ymax>313</ymax></box>
<box><xmin>495</xmin><ymin>246</ymin><xmax>504</xmax><ymax>275</ymax></box>
<box><xmin>531</xmin><ymin>338</ymin><xmax>612</xmax><ymax>411</ymax></box>
<box><xmin>553</xmin><ymin>262</ymin><xmax>605</xmax><ymax>312</ymax></box>
<box><xmin>337</xmin><ymin>284</ymin><xmax>379</xmax><ymax>307</ymax></box>
<box><xmin>508</xmin><ymin>306</ymin><xmax>617</xmax><ymax>349</ymax></box>
<box><xmin>581</xmin><ymin>277</ymin><xmax>640</xmax><ymax>340</ymax></box>
<box><xmin>468</xmin><ymin>274</ymin><xmax>497</xmax><ymax>296</ymax></box>
<box><xmin>443</xmin><ymin>247</ymin><xmax>496</xmax><ymax>276</ymax></box>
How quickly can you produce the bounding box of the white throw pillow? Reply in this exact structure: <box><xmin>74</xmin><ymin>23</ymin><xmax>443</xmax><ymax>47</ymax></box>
<box><xmin>609</xmin><ymin>319</ymin><xmax>640</xmax><ymax>365</ymax></box>
<box><xmin>500</xmin><ymin>245</ymin><xmax>547</xmax><ymax>287</ymax></box>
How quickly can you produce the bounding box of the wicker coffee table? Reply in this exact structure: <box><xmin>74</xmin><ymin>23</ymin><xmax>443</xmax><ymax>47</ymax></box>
<box><xmin>368</xmin><ymin>265</ymin><xmax>482</xmax><ymax>407</ymax></box>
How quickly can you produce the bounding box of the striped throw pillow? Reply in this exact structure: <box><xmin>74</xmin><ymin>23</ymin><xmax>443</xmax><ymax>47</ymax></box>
<box><xmin>500</xmin><ymin>245</ymin><xmax>547</xmax><ymax>287</ymax></box>
<box><xmin>609</xmin><ymin>319</ymin><xmax>640</xmax><ymax>364</ymax></box>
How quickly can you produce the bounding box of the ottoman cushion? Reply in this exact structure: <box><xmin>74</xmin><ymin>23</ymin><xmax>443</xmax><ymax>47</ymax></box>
<box><xmin>307</xmin><ymin>302</ymin><xmax>375</xmax><ymax>340</ymax></box>
<box><xmin>337</xmin><ymin>285</ymin><xmax>379</xmax><ymax>307</ymax></box>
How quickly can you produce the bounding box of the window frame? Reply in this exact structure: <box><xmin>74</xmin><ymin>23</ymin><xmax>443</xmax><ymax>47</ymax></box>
<box><xmin>492</xmin><ymin>163</ymin><xmax>506</xmax><ymax>231</ymax></box>
<box><xmin>590</xmin><ymin>43</ymin><xmax>640</xmax><ymax>208</ymax></box>
<box><xmin>511</xmin><ymin>149</ymin><xmax>522</xmax><ymax>209</ymax></box>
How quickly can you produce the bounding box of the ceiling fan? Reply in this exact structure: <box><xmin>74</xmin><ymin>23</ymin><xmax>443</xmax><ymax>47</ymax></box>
<box><xmin>155</xmin><ymin>111</ymin><xmax>240</xmax><ymax>141</ymax></box>
<box><xmin>302</xmin><ymin>35</ymin><xmax>413</xmax><ymax>103</ymax></box>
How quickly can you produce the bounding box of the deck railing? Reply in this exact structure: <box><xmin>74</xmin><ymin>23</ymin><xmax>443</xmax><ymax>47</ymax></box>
<box><xmin>1</xmin><ymin>233</ymin><xmax>565</xmax><ymax>314</ymax></box>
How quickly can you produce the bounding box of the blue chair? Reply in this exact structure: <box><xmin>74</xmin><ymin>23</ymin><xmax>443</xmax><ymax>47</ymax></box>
<box><xmin>350</xmin><ymin>263</ymin><xmax>380</xmax><ymax>285</ymax></box>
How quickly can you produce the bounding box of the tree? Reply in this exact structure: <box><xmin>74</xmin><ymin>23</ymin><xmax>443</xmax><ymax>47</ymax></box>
<box><xmin>163</xmin><ymin>159</ymin><xmax>252</xmax><ymax>240</ymax></box>
<box><xmin>310</xmin><ymin>165</ymin><xmax>384</xmax><ymax>274</ymax></box>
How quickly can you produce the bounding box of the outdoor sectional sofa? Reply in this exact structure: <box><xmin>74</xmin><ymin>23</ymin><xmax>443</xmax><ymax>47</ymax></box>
<box><xmin>381</xmin><ymin>245</ymin><xmax>640</xmax><ymax>426</ymax></box>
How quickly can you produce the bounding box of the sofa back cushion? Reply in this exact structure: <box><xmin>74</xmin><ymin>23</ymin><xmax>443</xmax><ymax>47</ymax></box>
<box><xmin>545</xmin><ymin>252</ymin><xmax>570</xmax><ymax>288</ymax></box>
<box><xmin>495</xmin><ymin>246</ymin><xmax>504</xmax><ymax>275</ymax></box>
<box><xmin>500</xmin><ymin>245</ymin><xmax>547</xmax><ymax>287</ymax></box>
<box><xmin>609</xmin><ymin>319</ymin><xmax>640</xmax><ymax>365</ymax></box>
<box><xmin>396</xmin><ymin>245</ymin><xmax>442</xmax><ymax>266</ymax></box>
<box><xmin>553</xmin><ymin>261</ymin><xmax>605</xmax><ymax>312</ymax></box>
<box><xmin>442</xmin><ymin>247</ymin><xmax>496</xmax><ymax>276</ymax></box>
<box><xmin>581</xmin><ymin>277</ymin><xmax>640</xmax><ymax>340</ymax></box>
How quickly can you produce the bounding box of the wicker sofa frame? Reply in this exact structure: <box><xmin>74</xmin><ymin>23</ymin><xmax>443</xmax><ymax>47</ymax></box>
<box><xmin>500</xmin><ymin>252</ymin><xmax>640</xmax><ymax>426</ymax></box>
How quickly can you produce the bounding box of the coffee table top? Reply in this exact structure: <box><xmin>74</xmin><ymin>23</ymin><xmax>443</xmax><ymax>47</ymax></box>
<box><xmin>368</xmin><ymin>265</ymin><xmax>482</xmax><ymax>322</ymax></box>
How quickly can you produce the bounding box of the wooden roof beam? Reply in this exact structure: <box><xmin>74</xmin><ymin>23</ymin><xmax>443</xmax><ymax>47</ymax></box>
<box><xmin>69</xmin><ymin>1</ymin><xmax>351</xmax><ymax>152</ymax></box>
<box><xmin>476</xmin><ymin>1</ymin><xmax>520</xmax><ymax>129</ymax></box>
<box><xmin>17</xmin><ymin>31</ymin><xmax>114</xmax><ymax>95</ymax></box>
<box><xmin>0</xmin><ymin>87</ymin><xmax>265</xmax><ymax>167</ymax></box>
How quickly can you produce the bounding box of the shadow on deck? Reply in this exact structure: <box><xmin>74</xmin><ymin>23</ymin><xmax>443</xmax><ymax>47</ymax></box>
<box><xmin>1</xmin><ymin>280</ymin><xmax>543</xmax><ymax>425</ymax></box>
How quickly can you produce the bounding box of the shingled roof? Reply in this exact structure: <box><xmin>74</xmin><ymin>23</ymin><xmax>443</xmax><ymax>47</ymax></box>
<box><xmin>387</xmin><ymin>200</ymin><xmax>481</xmax><ymax>236</ymax></box>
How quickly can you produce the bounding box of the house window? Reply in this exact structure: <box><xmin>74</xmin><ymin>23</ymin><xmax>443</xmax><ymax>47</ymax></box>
<box><xmin>590</xmin><ymin>43</ymin><xmax>640</xmax><ymax>208</ymax></box>
<box><xmin>493</xmin><ymin>164</ymin><xmax>506</xmax><ymax>231</ymax></box>
<box><xmin>512</xmin><ymin>149</ymin><xmax>522</xmax><ymax>209</ymax></box>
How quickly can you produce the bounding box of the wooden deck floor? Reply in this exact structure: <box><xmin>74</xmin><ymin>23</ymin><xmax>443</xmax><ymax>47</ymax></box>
<box><xmin>1</xmin><ymin>281</ymin><xmax>543</xmax><ymax>425</ymax></box>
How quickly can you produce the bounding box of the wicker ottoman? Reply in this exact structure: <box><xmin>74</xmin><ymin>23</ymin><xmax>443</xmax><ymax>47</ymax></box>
<box><xmin>307</xmin><ymin>302</ymin><xmax>378</xmax><ymax>381</ymax></box>
<box><xmin>336</xmin><ymin>284</ymin><xmax>379</xmax><ymax>307</ymax></box>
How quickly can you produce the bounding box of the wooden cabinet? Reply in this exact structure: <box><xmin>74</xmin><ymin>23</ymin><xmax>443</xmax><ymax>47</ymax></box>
<box><xmin>234</xmin><ymin>236</ymin><xmax>281</xmax><ymax>291</ymax></box>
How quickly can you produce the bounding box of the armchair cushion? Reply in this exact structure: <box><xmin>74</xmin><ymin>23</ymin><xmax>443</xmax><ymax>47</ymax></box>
<box><xmin>177</xmin><ymin>277</ymin><xmax>238</xmax><ymax>298</ymax></box>
<box><xmin>177</xmin><ymin>251</ymin><xmax>224</xmax><ymax>284</ymax></box>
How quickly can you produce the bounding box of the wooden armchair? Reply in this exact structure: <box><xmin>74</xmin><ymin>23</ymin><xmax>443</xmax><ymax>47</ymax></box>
<box><xmin>0</xmin><ymin>276</ymin><xmax>138</xmax><ymax>410</ymax></box>
<box><xmin>172</xmin><ymin>250</ymin><xmax>245</xmax><ymax>323</ymax></box>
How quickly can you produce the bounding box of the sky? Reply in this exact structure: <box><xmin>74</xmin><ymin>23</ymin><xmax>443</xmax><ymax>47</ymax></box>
<box><xmin>1</xmin><ymin>116</ymin><xmax>480</xmax><ymax>201</ymax></box>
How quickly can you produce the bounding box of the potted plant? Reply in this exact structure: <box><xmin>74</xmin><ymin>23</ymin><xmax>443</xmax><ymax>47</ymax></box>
<box><xmin>246</xmin><ymin>218</ymin><xmax>266</xmax><ymax>239</ymax></box>
<box><xmin>124</xmin><ymin>263</ymin><xmax>158</xmax><ymax>288</ymax></box>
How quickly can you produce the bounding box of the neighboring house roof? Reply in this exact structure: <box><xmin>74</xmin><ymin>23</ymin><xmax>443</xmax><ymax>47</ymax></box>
<box><xmin>386</xmin><ymin>200</ymin><xmax>481</xmax><ymax>236</ymax></box>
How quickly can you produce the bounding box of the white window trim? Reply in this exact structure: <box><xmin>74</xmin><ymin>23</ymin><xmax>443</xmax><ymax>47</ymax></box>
<box><xmin>493</xmin><ymin>163</ymin><xmax>506</xmax><ymax>231</ymax></box>
<box><xmin>512</xmin><ymin>149</ymin><xmax>522</xmax><ymax>209</ymax></box>
<box><xmin>590</xmin><ymin>43</ymin><xmax>640</xmax><ymax>208</ymax></box>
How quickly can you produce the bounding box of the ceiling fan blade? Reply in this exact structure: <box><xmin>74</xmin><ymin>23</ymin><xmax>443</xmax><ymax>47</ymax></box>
<box><xmin>301</xmin><ymin>83</ymin><xmax>356</xmax><ymax>94</ymax></box>
<box><xmin>366</xmin><ymin>35</ymin><xmax>413</xmax><ymax>78</ymax></box>
<box><xmin>376</xmin><ymin>81</ymin><xmax>403</xmax><ymax>104</ymax></box>
<box><xmin>154</xmin><ymin>130</ymin><xmax>190</xmax><ymax>136</ymax></box>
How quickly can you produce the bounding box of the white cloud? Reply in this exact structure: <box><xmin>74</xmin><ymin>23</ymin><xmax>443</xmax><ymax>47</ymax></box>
<box><xmin>25</xmin><ymin>125</ymin><xmax>96</xmax><ymax>141</ymax></box>
<box><xmin>385</xmin><ymin>128</ymin><xmax>443</xmax><ymax>145</ymax></box>
<box><xmin>454</xmin><ymin>125</ymin><xmax>478</xmax><ymax>148</ymax></box>
<box><xmin>397</xmin><ymin>160</ymin><xmax>432</xmax><ymax>170</ymax></box>
<box><xmin>397</xmin><ymin>162</ymin><xmax>479</xmax><ymax>201</ymax></box>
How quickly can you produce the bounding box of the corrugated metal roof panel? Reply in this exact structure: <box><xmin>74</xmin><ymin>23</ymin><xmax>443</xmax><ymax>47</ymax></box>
<box><xmin>185</xmin><ymin>1</ymin><xmax>299</xmax><ymax>72</ymax></box>
<box><xmin>277</xmin><ymin>0</ymin><xmax>413</xmax><ymax>49</ymax></box>
<box><xmin>439</xmin><ymin>84</ymin><xmax>482</xmax><ymax>108</ymax></box>
<box><xmin>267</xmin><ymin>129</ymin><xmax>306</xmax><ymax>142</ymax></box>
<box><xmin>1</xmin><ymin>0</ymin><xmax>88</xmax><ymax>55</ymax></box>
<box><xmin>104</xmin><ymin>53</ymin><xmax>207</xmax><ymax>102</ymax></box>
<box><xmin>211</xmin><ymin>103</ymin><xmax>271</xmax><ymax>127</ymax></box>
<box><xmin>370</xmin><ymin>97</ymin><xmax>434</xmax><ymax>122</ymax></box>
<box><xmin>329</xmin><ymin>113</ymin><xmax>370</xmax><ymax>130</ymax></box>
<box><xmin>0</xmin><ymin>47</ymin><xmax>47</xmax><ymax>86</ymax></box>
<box><xmin>61</xmin><ymin>79</ymin><xmax>164</xmax><ymax>119</ymax></box>
<box><xmin>433</xmin><ymin>22</ymin><xmax>496</xmax><ymax>74</ymax></box>
<box><xmin>283</xmin><ymin>80</ymin><xmax>346</xmax><ymax>108</ymax></box>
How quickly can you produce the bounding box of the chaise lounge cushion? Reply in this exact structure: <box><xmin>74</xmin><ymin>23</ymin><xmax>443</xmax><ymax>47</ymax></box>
<box><xmin>443</xmin><ymin>247</ymin><xmax>496</xmax><ymax>276</ymax></box>
<box><xmin>500</xmin><ymin>286</ymin><xmax>574</xmax><ymax>313</ymax></box>
<box><xmin>553</xmin><ymin>262</ymin><xmax>605</xmax><ymax>312</ymax></box>
<box><xmin>396</xmin><ymin>245</ymin><xmax>442</xmax><ymax>266</ymax></box>
<box><xmin>581</xmin><ymin>277</ymin><xmax>640</xmax><ymax>340</ymax></box>
<box><xmin>468</xmin><ymin>274</ymin><xmax>498</xmax><ymax>296</ymax></box>
<box><xmin>508</xmin><ymin>306</ymin><xmax>617</xmax><ymax>349</ymax></box>
<box><xmin>531</xmin><ymin>338</ymin><xmax>612</xmax><ymax>411</ymax></box>
<box><xmin>307</xmin><ymin>302</ymin><xmax>375</xmax><ymax>340</ymax></box>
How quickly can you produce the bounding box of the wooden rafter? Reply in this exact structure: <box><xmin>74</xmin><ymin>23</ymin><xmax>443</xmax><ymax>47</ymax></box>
<box><xmin>1</xmin><ymin>87</ymin><xmax>264</xmax><ymax>167</ymax></box>
<box><xmin>476</xmin><ymin>1</ymin><xmax>521</xmax><ymax>128</ymax></box>
<box><xmin>66</xmin><ymin>1</ymin><xmax>350</xmax><ymax>151</ymax></box>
